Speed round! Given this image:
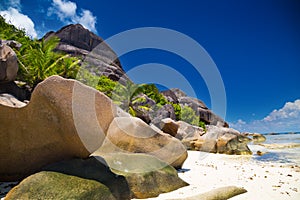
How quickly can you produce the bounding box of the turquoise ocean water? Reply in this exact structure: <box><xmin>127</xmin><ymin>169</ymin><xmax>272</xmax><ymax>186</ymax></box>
<box><xmin>249</xmin><ymin>132</ymin><xmax>300</xmax><ymax>165</ymax></box>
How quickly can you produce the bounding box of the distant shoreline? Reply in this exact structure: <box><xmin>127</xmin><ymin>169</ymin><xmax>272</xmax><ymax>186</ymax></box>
<box><xmin>262</xmin><ymin>131</ymin><xmax>300</xmax><ymax>135</ymax></box>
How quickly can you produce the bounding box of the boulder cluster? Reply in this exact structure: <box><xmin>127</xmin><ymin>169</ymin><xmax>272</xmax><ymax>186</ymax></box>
<box><xmin>0</xmin><ymin>24</ymin><xmax>255</xmax><ymax>199</ymax></box>
<box><xmin>1</xmin><ymin>76</ymin><xmax>188</xmax><ymax>199</ymax></box>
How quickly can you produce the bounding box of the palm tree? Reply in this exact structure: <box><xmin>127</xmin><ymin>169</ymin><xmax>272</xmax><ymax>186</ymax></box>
<box><xmin>111</xmin><ymin>82</ymin><xmax>169</xmax><ymax>117</ymax></box>
<box><xmin>17</xmin><ymin>36</ymin><xmax>80</xmax><ymax>88</ymax></box>
<box><xmin>111</xmin><ymin>81</ymin><xmax>140</xmax><ymax>112</ymax></box>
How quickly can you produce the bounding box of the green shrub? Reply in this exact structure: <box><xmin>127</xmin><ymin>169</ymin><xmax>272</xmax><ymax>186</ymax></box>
<box><xmin>180</xmin><ymin>105</ymin><xmax>206</xmax><ymax>132</ymax></box>
<box><xmin>180</xmin><ymin>106</ymin><xmax>199</xmax><ymax>126</ymax></box>
<box><xmin>95</xmin><ymin>75</ymin><xmax>117</xmax><ymax>98</ymax></box>
<box><xmin>198</xmin><ymin>121</ymin><xmax>207</xmax><ymax>132</ymax></box>
<box><xmin>171</xmin><ymin>103</ymin><xmax>181</xmax><ymax>120</ymax></box>
<box><xmin>135</xmin><ymin>84</ymin><xmax>168</xmax><ymax>106</ymax></box>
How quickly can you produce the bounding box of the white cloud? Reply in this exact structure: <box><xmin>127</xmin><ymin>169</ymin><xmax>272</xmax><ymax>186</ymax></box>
<box><xmin>230</xmin><ymin>99</ymin><xmax>300</xmax><ymax>133</ymax></box>
<box><xmin>48</xmin><ymin>0</ymin><xmax>77</xmax><ymax>21</ymax></box>
<box><xmin>0</xmin><ymin>7</ymin><xmax>38</xmax><ymax>38</ymax></box>
<box><xmin>237</xmin><ymin>119</ymin><xmax>246</xmax><ymax>125</ymax></box>
<box><xmin>76</xmin><ymin>10</ymin><xmax>97</xmax><ymax>33</ymax></box>
<box><xmin>263</xmin><ymin>100</ymin><xmax>300</xmax><ymax>122</ymax></box>
<box><xmin>48</xmin><ymin>0</ymin><xmax>97</xmax><ymax>33</ymax></box>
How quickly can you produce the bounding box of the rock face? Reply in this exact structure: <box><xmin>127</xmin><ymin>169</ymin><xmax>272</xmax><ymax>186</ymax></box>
<box><xmin>101</xmin><ymin>153</ymin><xmax>188</xmax><ymax>198</ymax></box>
<box><xmin>94</xmin><ymin>117</ymin><xmax>188</xmax><ymax>169</ymax></box>
<box><xmin>43</xmin><ymin>24</ymin><xmax>130</xmax><ymax>84</ymax></box>
<box><xmin>190</xmin><ymin>125</ymin><xmax>252</xmax><ymax>155</ymax></box>
<box><xmin>0</xmin><ymin>75</ymin><xmax>121</xmax><ymax>181</ymax></box>
<box><xmin>0</xmin><ymin>42</ymin><xmax>18</xmax><ymax>83</ymax></box>
<box><xmin>5</xmin><ymin>171</ymin><xmax>118</xmax><ymax>200</ymax></box>
<box><xmin>162</xmin><ymin>88</ymin><xmax>228</xmax><ymax>127</ymax></box>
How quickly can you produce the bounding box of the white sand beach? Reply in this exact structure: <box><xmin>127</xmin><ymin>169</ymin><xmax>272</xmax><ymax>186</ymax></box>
<box><xmin>141</xmin><ymin>151</ymin><xmax>300</xmax><ymax>200</ymax></box>
<box><xmin>1</xmin><ymin>150</ymin><xmax>299</xmax><ymax>200</ymax></box>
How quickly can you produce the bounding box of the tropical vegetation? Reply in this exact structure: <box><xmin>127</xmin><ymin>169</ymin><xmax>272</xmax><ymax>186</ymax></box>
<box><xmin>0</xmin><ymin>15</ymin><xmax>80</xmax><ymax>89</ymax></box>
<box><xmin>0</xmin><ymin>15</ymin><xmax>206</xmax><ymax>130</ymax></box>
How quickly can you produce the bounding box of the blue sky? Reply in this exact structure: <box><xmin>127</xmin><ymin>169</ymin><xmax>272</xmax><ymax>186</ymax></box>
<box><xmin>0</xmin><ymin>0</ymin><xmax>299</xmax><ymax>133</ymax></box>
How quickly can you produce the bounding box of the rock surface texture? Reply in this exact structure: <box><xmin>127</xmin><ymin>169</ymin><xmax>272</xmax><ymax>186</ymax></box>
<box><xmin>43</xmin><ymin>24</ymin><xmax>130</xmax><ymax>84</ymax></box>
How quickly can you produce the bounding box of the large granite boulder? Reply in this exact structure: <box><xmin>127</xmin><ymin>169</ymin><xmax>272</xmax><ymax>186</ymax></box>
<box><xmin>43</xmin><ymin>24</ymin><xmax>130</xmax><ymax>84</ymax></box>
<box><xmin>101</xmin><ymin>153</ymin><xmax>188</xmax><ymax>198</ymax></box>
<box><xmin>0</xmin><ymin>40</ymin><xmax>30</xmax><ymax>101</ymax></box>
<box><xmin>0</xmin><ymin>75</ymin><xmax>121</xmax><ymax>181</ymax></box>
<box><xmin>42</xmin><ymin>156</ymin><xmax>130</xmax><ymax>200</ymax></box>
<box><xmin>94</xmin><ymin>117</ymin><xmax>188</xmax><ymax>169</ymax></box>
<box><xmin>0</xmin><ymin>41</ymin><xmax>18</xmax><ymax>83</ymax></box>
<box><xmin>5</xmin><ymin>171</ymin><xmax>118</xmax><ymax>200</ymax></box>
<box><xmin>190</xmin><ymin>125</ymin><xmax>252</xmax><ymax>155</ymax></box>
<box><xmin>162</xmin><ymin>88</ymin><xmax>228</xmax><ymax>127</ymax></box>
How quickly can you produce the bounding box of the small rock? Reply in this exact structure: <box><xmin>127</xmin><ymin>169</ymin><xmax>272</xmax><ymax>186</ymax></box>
<box><xmin>0</xmin><ymin>42</ymin><xmax>18</xmax><ymax>82</ymax></box>
<box><xmin>257</xmin><ymin>150</ymin><xmax>267</xmax><ymax>156</ymax></box>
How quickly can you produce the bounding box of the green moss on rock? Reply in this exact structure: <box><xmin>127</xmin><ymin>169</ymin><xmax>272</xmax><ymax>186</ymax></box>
<box><xmin>6</xmin><ymin>171</ymin><xmax>116</xmax><ymax>200</ymax></box>
<box><xmin>100</xmin><ymin>153</ymin><xmax>189</xmax><ymax>198</ymax></box>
